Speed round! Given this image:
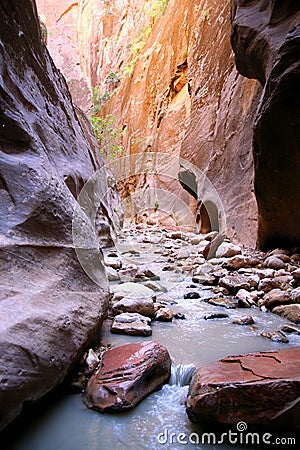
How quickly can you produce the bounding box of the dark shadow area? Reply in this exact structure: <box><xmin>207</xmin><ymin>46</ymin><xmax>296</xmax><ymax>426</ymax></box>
<box><xmin>198</xmin><ymin>201</ymin><xmax>219</xmax><ymax>234</ymax></box>
<box><xmin>178</xmin><ymin>168</ymin><xmax>197</xmax><ymax>199</ymax></box>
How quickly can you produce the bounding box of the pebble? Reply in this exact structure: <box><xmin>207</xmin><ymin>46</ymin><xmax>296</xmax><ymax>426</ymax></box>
<box><xmin>112</xmin><ymin>297</ymin><xmax>154</xmax><ymax>317</ymax></box>
<box><xmin>272</xmin><ymin>304</ymin><xmax>300</xmax><ymax>324</ymax></box>
<box><xmin>219</xmin><ymin>274</ymin><xmax>250</xmax><ymax>293</ymax></box>
<box><xmin>174</xmin><ymin>312</ymin><xmax>186</xmax><ymax>320</ymax></box>
<box><xmin>155</xmin><ymin>307</ymin><xmax>173</xmax><ymax>322</ymax></box>
<box><xmin>208</xmin><ymin>297</ymin><xmax>238</xmax><ymax>309</ymax></box>
<box><xmin>232</xmin><ymin>315</ymin><xmax>255</xmax><ymax>325</ymax></box>
<box><xmin>84</xmin><ymin>349</ymin><xmax>99</xmax><ymax>376</ymax></box>
<box><xmin>111</xmin><ymin>313</ymin><xmax>152</xmax><ymax>336</ymax></box>
<box><xmin>109</xmin><ymin>229</ymin><xmax>298</xmax><ymax>343</ymax></box>
<box><xmin>264</xmin><ymin>256</ymin><xmax>286</xmax><ymax>270</ymax></box>
<box><xmin>184</xmin><ymin>292</ymin><xmax>201</xmax><ymax>299</ymax></box>
<box><xmin>111</xmin><ymin>282</ymin><xmax>154</xmax><ymax>297</ymax></box>
<box><xmin>260</xmin><ymin>330</ymin><xmax>289</xmax><ymax>343</ymax></box>
<box><xmin>216</xmin><ymin>242</ymin><xmax>242</xmax><ymax>258</ymax></box>
<box><xmin>281</xmin><ymin>324</ymin><xmax>300</xmax><ymax>334</ymax></box>
<box><xmin>223</xmin><ymin>256</ymin><xmax>252</xmax><ymax>270</ymax></box>
<box><xmin>259</xmin><ymin>289</ymin><xmax>291</xmax><ymax>309</ymax></box>
<box><xmin>144</xmin><ymin>281</ymin><xmax>167</xmax><ymax>293</ymax></box>
<box><xmin>291</xmin><ymin>268</ymin><xmax>300</xmax><ymax>280</ymax></box>
<box><xmin>236</xmin><ymin>289</ymin><xmax>254</xmax><ymax>307</ymax></box>
<box><xmin>203</xmin><ymin>312</ymin><xmax>229</xmax><ymax>320</ymax></box>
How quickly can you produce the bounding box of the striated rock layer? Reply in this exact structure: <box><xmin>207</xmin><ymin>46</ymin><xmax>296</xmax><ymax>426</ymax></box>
<box><xmin>231</xmin><ymin>0</ymin><xmax>300</xmax><ymax>249</ymax></box>
<box><xmin>35</xmin><ymin>1</ymin><xmax>300</xmax><ymax>248</ymax></box>
<box><xmin>36</xmin><ymin>1</ymin><xmax>261</xmax><ymax>242</ymax></box>
<box><xmin>35</xmin><ymin>0</ymin><xmax>92</xmax><ymax>112</ymax></box>
<box><xmin>83</xmin><ymin>341</ymin><xmax>171</xmax><ymax>412</ymax></box>
<box><xmin>0</xmin><ymin>0</ymin><xmax>120</xmax><ymax>431</ymax></box>
<box><xmin>179</xmin><ymin>0</ymin><xmax>262</xmax><ymax>245</ymax></box>
<box><xmin>186</xmin><ymin>346</ymin><xmax>300</xmax><ymax>429</ymax></box>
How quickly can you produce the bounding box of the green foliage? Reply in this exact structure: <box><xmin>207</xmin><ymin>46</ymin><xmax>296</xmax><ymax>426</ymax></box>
<box><xmin>90</xmin><ymin>114</ymin><xmax>125</xmax><ymax>161</ymax></box>
<box><xmin>148</xmin><ymin>0</ymin><xmax>169</xmax><ymax>19</ymax></box>
<box><xmin>92</xmin><ymin>87</ymin><xmax>110</xmax><ymax>112</ymax></box>
<box><xmin>103</xmin><ymin>0</ymin><xmax>113</xmax><ymax>15</ymax></box>
<box><xmin>125</xmin><ymin>26</ymin><xmax>151</xmax><ymax>77</ymax></box>
<box><xmin>123</xmin><ymin>1</ymin><xmax>169</xmax><ymax>76</ymax></box>
<box><xmin>124</xmin><ymin>63</ymin><xmax>134</xmax><ymax>77</ymax></box>
<box><xmin>104</xmin><ymin>72</ymin><xmax>121</xmax><ymax>86</ymax></box>
<box><xmin>201</xmin><ymin>8</ymin><xmax>210</xmax><ymax>20</ymax></box>
<box><xmin>128</xmin><ymin>26</ymin><xmax>151</xmax><ymax>55</ymax></box>
<box><xmin>154</xmin><ymin>200</ymin><xmax>159</xmax><ymax>212</ymax></box>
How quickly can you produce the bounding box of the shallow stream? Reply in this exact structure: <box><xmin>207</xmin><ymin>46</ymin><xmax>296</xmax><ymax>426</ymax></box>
<box><xmin>6</xmin><ymin>230</ymin><xmax>300</xmax><ymax>450</ymax></box>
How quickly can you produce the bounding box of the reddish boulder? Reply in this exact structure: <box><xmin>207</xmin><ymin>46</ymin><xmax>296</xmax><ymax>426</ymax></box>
<box><xmin>273</xmin><ymin>304</ymin><xmax>300</xmax><ymax>324</ymax></box>
<box><xmin>186</xmin><ymin>347</ymin><xmax>300</xmax><ymax>429</ymax></box>
<box><xmin>83</xmin><ymin>341</ymin><xmax>171</xmax><ymax>412</ymax></box>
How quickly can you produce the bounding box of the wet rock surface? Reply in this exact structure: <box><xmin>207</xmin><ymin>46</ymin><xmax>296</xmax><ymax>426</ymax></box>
<box><xmin>104</xmin><ymin>228</ymin><xmax>300</xmax><ymax>329</ymax></box>
<box><xmin>111</xmin><ymin>313</ymin><xmax>152</xmax><ymax>337</ymax></box>
<box><xmin>273</xmin><ymin>304</ymin><xmax>300</xmax><ymax>324</ymax></box>
<box><xmin>111</xmin><ymin>297</ymin><xmax>155</xmax><ymax>318</ymax></box>
<box><xmin>154</xmin><ymin>307</ymin><xmax>173</xmax><ymax>322</ymax></box>
<box><xmin>98</xmin><ymin>227</ymin><xmax>300</xmax><ymax>431</ymax></box>
<box><xmin>186</xmin><ymin>346</ymin><xmax>300</xmax><ymax>429</ymax></box>
<box><xmin>83</xmin><ymin>341</ymin><xmax>171</xmax><ymax>412</ymax></box>
<box><xmin>232</xmin><ymin>315</ymin><xmax>255</xmax><ymax>326</ymax></box>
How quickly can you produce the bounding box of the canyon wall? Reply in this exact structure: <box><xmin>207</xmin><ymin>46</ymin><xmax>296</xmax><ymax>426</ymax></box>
<box><xmin>0</xmin><ymin>0</ymin><xmax>120</xmax><ymax>430</ymax></box>
<box><xmin>180</xmin><ymin>0</ymin><xmax>262</xmax><ymax>245</ymax></box>
<box><xmin>231</xmin><ymin>0</ymin><xmax>300</xmax><ymax>249</ymax></box>
<box><xmin>35</xmin><ymin>0</ymin><xmax>299</xmax><ymax>247</ymax></box>
<box><xmin>35</xmin><ymin>0</ymin><xmax>92</xmax><ymax>112</ymax></box>
<box><xmin>35</xmin><ymin>0</ymin><xmax>259</xmax><ymax>242</ymax></box>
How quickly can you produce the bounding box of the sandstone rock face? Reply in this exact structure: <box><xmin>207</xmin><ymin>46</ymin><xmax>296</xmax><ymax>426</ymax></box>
<box><xmin>0</xmin><ymin>0</ymin><xmax>119</xmax><ymax>431</ymax></box>
<box><xmin>231</xmin><ymin>0</ymin><xmax>300</xmax><ymax>249</ymax></box>
<box><xmin>34</xmin><ymin>1</ymin><xmax>300</xmax><ymax>248</ymax></box>
<box><xmin>180</xmin><ymin>0</ymin><xmax>262</xmax><ymax>245</ymax></box>
<box><xmin>83</xmin><ymin>341</ymin><xmax>171</xmax><ymax>412</ymax></box>
<box><xmin>36</xmin><ymin>0</ymin><xmax>261</xmax><ymax>243</ymax></box>
<box><xmin>36</xmin><ymin>0</ymin><xmax>92</xmax><ymax>112</ymax></box>
<box><xmin>186</xmin><ymin>347</ymin><xmax>300</xmax><ymax>429</ymax></box>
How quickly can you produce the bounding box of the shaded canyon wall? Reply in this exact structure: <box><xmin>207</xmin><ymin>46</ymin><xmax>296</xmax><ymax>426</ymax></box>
<box><xmin>0</xmin><ymin>0</ymin><xmax>120</xmax><ymax>430</ymax></box>
<box><xmin>231</xmin><ymin>0</ymin><xmax>300</xmax><ymax>250</ymax></box>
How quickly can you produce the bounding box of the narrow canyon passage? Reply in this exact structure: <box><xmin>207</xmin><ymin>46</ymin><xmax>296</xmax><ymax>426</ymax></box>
<box><xmin>5</xmin><ymin>226</ymin><xmax>300</xmax><ymax>450</ymax></box>
<box><xmin>1</xmin><ymin>0</ymin><xmax>299</xmax><ymax>447</ymax></box>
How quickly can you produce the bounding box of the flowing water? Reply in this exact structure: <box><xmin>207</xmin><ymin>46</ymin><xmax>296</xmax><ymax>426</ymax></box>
<box><xmin>5</xmin><ymin>231</ymin><xmax>300</xmax><ymax>450</ymax></box>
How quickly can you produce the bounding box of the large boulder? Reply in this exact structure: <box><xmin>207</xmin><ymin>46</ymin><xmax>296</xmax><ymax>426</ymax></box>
<box><xmin>231</xmin><ymin>0</ymin><xmax>300</xmax><ymax>249</ymax></box>
<box><xmin>273</xmin><ymin>304</ymin><xmax>300</xmax><ymax>324</ymax></box>
<box><xmin>83</xmin><ymin>341</ymin><xmax>171</xmax><ymax>412</ymax></box>
<box><xmin>186</xmin><ymin>347</ymin><xmax>300</xmax><ymax>429</ymax></box>
<box><xmin>0</xmin><ymin>0</ymin><xmax>121</xmax><ymax>431</ymax></box>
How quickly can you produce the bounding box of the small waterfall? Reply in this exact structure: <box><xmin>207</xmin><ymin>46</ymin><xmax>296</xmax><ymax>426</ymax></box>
<box><xmin>169</xmin><ymin>363</ymin><xmax>196</xmax><ymax>386</ymax></box>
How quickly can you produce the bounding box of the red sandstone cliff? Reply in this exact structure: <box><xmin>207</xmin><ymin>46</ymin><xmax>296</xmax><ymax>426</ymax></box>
<box><xmin>36</xmin><ymin>0</ymin><xmax>299</xmax><ymax>248</ymax></box>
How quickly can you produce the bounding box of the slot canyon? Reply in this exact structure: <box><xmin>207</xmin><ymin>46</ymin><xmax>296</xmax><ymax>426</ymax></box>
<box><xmin>0</xmin><ymin>1</ymin><xmax>299</xmax><ymax>448</ymax></box>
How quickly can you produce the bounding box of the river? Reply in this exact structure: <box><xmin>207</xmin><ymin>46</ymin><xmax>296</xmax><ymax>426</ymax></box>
<box><xmin>5</xmin><ymin>229</ymin><xmax>300</xmax><ymax>450</ymax></box>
